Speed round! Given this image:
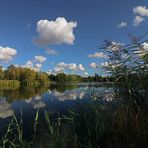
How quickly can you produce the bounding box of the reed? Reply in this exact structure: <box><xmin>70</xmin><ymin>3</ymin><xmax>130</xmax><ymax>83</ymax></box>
<box><xmin>0</xmin><ymin>80</ymin><xmax>20</xmax><ymax>89</ymax></box>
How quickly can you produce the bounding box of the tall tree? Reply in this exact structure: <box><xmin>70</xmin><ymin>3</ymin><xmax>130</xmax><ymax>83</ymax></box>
<box><xmin>0</xmin><ymin>65</ymin><xmax>5</xmax><ymax>80</ymax></box>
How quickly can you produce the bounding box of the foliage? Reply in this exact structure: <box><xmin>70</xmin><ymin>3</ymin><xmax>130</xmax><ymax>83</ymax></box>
<box><xmin>36</xmin><ymin>72</ymin><xmax>50</xmax><ymax>85</ymax></box>
<box><xmin>99</xmin><ymin>36</ymin><xmax>148</xmax><ymax>102</ymax></box>
<box><xmin>0</xmin><ymin>66</ymin><xmax>5</xmax><ymax>80</ymax></box>
<box><xmin>49</xmin><ymin>73</ymin><xmax>81</xmax><ymax>83</ymax></box>
<box><xmin>5</xmin><ymin>65</ymin><xmax>20</xmax><ymax>80</ymax></box>
<box><xmin>0</xmin><ymin>65</ymin><xmax>50</xmax><ymax>87</ymax></box>
<box><xmin>49</xmin><ymin>73</ymin><xmax>112</xmax><ymax>83</ymax></box>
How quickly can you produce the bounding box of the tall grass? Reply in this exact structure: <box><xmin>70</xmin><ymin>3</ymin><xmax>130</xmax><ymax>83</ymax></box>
<box><xmin>0</xmin><ymin>80</ymin><xmax>20</xmax><ymax>89</ymax></box>
<box><xmin>1</xmin><ymin>109</ymin><xmax>39</xmax><ymax>147</ymax></box>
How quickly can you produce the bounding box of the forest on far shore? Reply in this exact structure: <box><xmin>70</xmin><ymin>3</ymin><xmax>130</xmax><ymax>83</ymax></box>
<box><xmin>0</xmin><ymin>64</ymin><xmax>50</xmax><ymax>87</ymax></box>
<box><xmin>0</xmin><ymin>64</ymin><xmax>114</xmax><ymax>88</ymax></box>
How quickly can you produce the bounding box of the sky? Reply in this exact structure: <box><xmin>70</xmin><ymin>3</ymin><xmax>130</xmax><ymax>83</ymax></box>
<box><xmin>0</xmin><ymin>0</ymin><xmax>148</xmax><ymax>76</ymax></box>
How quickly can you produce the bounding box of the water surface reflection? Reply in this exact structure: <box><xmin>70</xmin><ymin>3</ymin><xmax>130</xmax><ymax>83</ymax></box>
<box><xmin>0</xmin><ymin>83</ymin><xmax>147</xmax><ymax>147</ymax></box>
<box><xmin>0</xmin><ymin>84</ymin><xmax>113</xmax><ymax>119</ymax></box>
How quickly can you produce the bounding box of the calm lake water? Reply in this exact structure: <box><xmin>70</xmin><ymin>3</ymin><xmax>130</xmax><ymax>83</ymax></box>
<box><xmin>0</xmin><ymin>83</ymin><xmax>148</xmax><ymax>147</ymax></box>
<box><xmin>0</xmin><ymin>83</ymin><xmax>113</xmax><ymax>138</ymax></box>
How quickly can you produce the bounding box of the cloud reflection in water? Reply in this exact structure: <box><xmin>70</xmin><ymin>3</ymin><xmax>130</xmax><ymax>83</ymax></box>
<box><xmin>0</xmin><ymin>98</ymin><xmax>14</xmax><ymax>119</ymax></box>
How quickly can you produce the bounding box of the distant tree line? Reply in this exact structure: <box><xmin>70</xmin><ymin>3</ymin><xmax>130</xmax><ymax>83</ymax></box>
<box><xmin>0</xmin><ymin>64</ymin><xmax>50</xmax><ymax>86</ymax></box>
<box><xmin>0</xmin><ymin>65</ymin><xmax>114</xmax><ymax>87</ymax></box>
<box><xmin>49</xmin><ymin>73</ymin><xmax>81</xmax><ymax>83</ymax></box>
<box><xmin>82</xmin><ymin>73</ymin><xmax>114</xmax><ymax>82</ymax></box>
<box><xmin>49</xmin><ymin>73</ymin><xmax>114</xmax><ymax>83</ymax></box>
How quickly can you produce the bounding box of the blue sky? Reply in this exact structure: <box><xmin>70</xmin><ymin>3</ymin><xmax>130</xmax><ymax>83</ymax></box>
<box><xmin>0</xmin><ymin>0</ymin><xmax>147</xmax><ymax>75</ymax></box>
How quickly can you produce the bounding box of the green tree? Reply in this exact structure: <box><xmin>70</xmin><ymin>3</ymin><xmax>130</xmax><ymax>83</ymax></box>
<box><xmin>20</xmin><ymin>68</ymin><xmax>36</xmax><ymax>82</ymax></box>
<box><xmin>37</xmin><ymin>72</ymin><xmax>50</xmax><ymax>85</ymax></box>
<box><xmin>0</xmin><ymin>65</ymin><xmax>5</xmax><ymax>80</ymax></box>
<box><xmin>5</xmin><ymin>64</ymin><xmax>17</xmax><ymax>80</ymax></box>
<box><xmin>49</xmin><ymin>74</ymin><xmax>57</xmax><ymax>82</ymax></box>
<box><xmin>66</xmin><ymin>74</ymin><xmax>81</xmax><ymax>83</ymax></box>
<box><xmin>56</xmin><ymin>73</ymin><xmax>67</xmax><ymax>83</ymax></box>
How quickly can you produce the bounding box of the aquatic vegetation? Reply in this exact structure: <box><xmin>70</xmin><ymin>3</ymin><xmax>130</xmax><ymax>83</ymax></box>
<box><xmin>0</xmin><ymin>80</ymin><xmax>20</xmax><ymax>89</ymax></box>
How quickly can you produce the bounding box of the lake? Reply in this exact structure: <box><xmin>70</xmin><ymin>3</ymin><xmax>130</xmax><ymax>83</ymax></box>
<box><xmin>0</xmin><ymin>83</ymin><xmax>147</xmax><ymax>147</ymax></box>
<box><xmin>0</xmin><ymin>83</ymin><xmax>113</xmax><ymax>137</ymax></box>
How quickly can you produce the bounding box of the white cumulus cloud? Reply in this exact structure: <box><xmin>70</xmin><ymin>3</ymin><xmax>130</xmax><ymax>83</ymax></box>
<box><xmin>48</xmin><ymin>62</ymin><xmax>86</xmax><ymax>75</ymax></box>
<box><xmin>89</xmin><ymin>62</ymin><xmax>99</xmax><ymax>69</ymax></box>
<box><xmin>117</xmin><ymin>22</ymin><xmax>127</xmax><ymax>28</ymax></box>
<box><xmin>46</xmin><ymin>48</ymin><xmax>58</xmax><ymax>55</ymax></box>
<box><xmin>35</xmin><ymin>56</ymin><xmax>47</xmax><ymax>63</ymax></box>
<box><xmin>56</xmin><ymin>62</ymin><xmax>85</xmax><ymax>71</ymax></box>
<box><xmin>133</xmin><ymin>6</ymin><xmax>148</xmax><ymax>17</ymax></box>
<box><xmin>0</xmin><ymin>46</ymin><xmax>17</xmax><ymax>61</ymax></box>
<box><xmin>20</xmin><ymin>55</ymin><xmax>46</xmax><ymax>71</ymax></box>
<box><xmin>35</xmin><ymin>63</ymin><xmax>42</xmax><ymax>69</ymax></box>
<box><xmin>142</xmin><ymin>42</ymin><xmax>148</xmax><ymax>52</ymax></box>
<box><xmin>78</xmin><ymin>64</ymin><xmax>85</xmax><ymax>71</ymax></box>
<box><xmin>25</xmin><ymin>60</ymin><xmax>33</xmax><ymax>68</ymax></box>
<box><xmin>34</xmin><ymin>17</ymin><xmax>77</xmax><ymax>46</ymax></box>
<box><xmin>21</xmin><ymin>61</ymin><xmax>43</xmax><ymax>72</ymax></box>
<box><xmin>88</xmin><ymin>52</ymin><xmax>108</xmax><ymax>59</ymax></box>
<box><xmin>135</xmin><ymin>42</ymin><xmax>148</xmax><ymax>57</ymax></box>
<box><xmin>133</xmin><ymin>15</ymin><xmax>144</xmax><ymax>26</ymax></box>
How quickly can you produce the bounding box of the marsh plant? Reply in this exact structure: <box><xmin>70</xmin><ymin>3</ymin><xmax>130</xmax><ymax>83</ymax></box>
<box><xmin>100</xmin><ymin>35</ymin><xmax>148</xmax><ymax>98</ymax></box>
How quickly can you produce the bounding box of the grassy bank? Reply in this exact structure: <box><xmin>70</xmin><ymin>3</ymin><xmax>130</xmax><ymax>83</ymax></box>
<box><xmin>0</xmin><ymin>80</ymin><xmax>50</xmax><ymax>89</ymax></box>
<box><xmin>0</xmin><ymin>80</ymin><xmax>20</xmax><ymax>89</ymax></box>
